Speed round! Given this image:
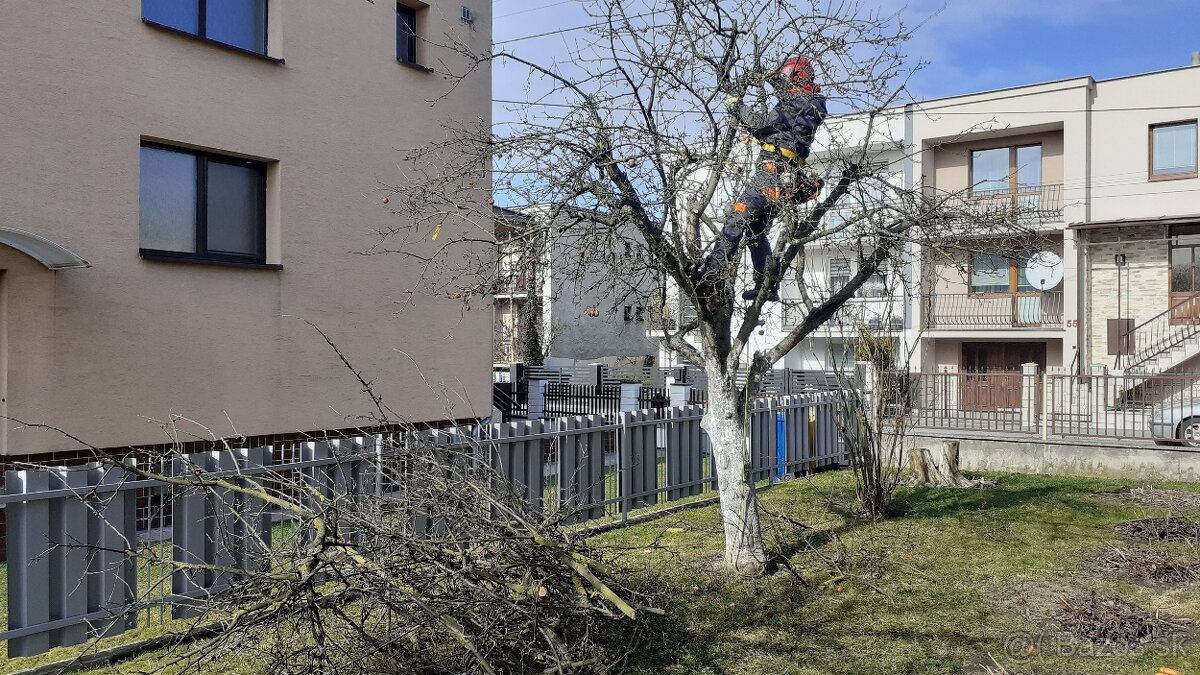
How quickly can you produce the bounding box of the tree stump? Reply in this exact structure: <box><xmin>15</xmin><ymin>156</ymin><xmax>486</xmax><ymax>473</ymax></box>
<box><xmin>908</xmin><ymin>440</ymin><xmax>979</xmax><ymax>488</ymax></box>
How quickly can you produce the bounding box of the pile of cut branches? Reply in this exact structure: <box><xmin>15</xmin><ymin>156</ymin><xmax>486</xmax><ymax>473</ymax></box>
<box><xmin>1102</xmin><ymin>487</ymin><xmax>1200</xmax><ymax>511</ymax></box>
<box><xmin>1055</xmin><ymin>591</ymin><xmax>1191</xmax><ymax>648</ymax></box>
<box><xmin>1094</xmin><ymin>545</ymin><xmax>1200</xmax><ymax>583</ymax></box>
<box><xmin>1116</xmin><ymin>517</ymin><xmax>1200</xmax><ymax>543</ymax></box>
<box><xmin>94</xmin><ymin>437</ymin><xmax>663</xmax><ymax>674</ymax></box>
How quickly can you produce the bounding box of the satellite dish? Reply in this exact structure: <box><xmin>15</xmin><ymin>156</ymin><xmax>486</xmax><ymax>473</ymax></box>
<box><xmin>1023</xmin><ymin>251</ymin><xmax>1064</xmax><ymax>290</ymax></box>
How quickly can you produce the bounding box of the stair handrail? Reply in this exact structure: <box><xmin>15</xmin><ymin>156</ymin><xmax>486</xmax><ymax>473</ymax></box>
<box><xmin>1118</xmin><ymin>295</ymin><xmax>1200</xmax><ymax>371</ymax></box>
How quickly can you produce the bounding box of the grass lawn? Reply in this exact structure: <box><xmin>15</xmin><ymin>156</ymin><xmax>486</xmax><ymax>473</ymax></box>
<box><xmin>603</xmin><ymin>470</ymin><xmax>1200</xmax><ymax>675</ymax></box>
<box><xmin>16</xmin><ymin>471</ymin><xmax>1200</xmax><ymax>674</ymax></box>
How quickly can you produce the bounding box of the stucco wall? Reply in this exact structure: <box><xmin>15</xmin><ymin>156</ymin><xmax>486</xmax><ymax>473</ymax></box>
<box><xmin>1089</xmin><ymin>68</ymin><xmax>1200</xmax><ymax>223</ymax></box>
<box><xmin>929</xmin><ymin>130</ymin><xmax>1065</xmax><ymax>196</ymax></box>
<box><xmin>0</xmin><ymin>2</ymin><xmax>493</xmax><ymax>453</ymax></box>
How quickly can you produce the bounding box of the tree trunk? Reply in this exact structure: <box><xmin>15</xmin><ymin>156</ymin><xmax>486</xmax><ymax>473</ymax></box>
<box><xmin>700</xmin><ymin>365</ymin><xmax>767</xmax><ymax>575</ymax></box>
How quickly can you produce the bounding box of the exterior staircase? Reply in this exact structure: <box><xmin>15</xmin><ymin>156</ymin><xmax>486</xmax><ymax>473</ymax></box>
<box><xmin>1116</xmin><ymin>296</ymin><xmax>1200</xmax><ymax>376</ymax></box>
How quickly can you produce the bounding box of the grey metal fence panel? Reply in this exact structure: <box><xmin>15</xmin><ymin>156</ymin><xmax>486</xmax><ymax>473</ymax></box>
<box><xmin>2</xmin><ymin>393</ymin><xmax>853</xmax><ymax>659</ymax></box>
<box><xmin>748</xmin><ymin>399</ymin><xmax>776</xmax><ymax>481</ymax></box>
<box><xmin>5</xmin><ymin>462</ymin><xmax>140</xmax><ymax>657</ymax></box>
<box><xmin>619</xmin><ymin>411</ymin><xmax>657</xmax><ymax>512</ymax></box>
<box><xmin>48</xmin><ymin>468</ymin><xmax>89</xmax><ymax>649</ymax></box>
<box><xmin>490</xmin><ymin>419</ymin><xmax>546</xmax><ymax>513</ymax></box>
<box><xmin>665</xmin><ymin>405</ymin><xmax>704</xmax><ymax>500</ymax></box>
<box><xmin>7</xmin><ymin>470</ymin><xmax>51</xmax><ymax>657</ymax></box>
<box><xmin>91</xmin><ymin>463</ymin><xmax>138</xmax><ymax>640</ymax></box>
<box><xmin>557</xmin><ymin>415</ymin><xmax>607</xmax><ymax>523</ymax></box>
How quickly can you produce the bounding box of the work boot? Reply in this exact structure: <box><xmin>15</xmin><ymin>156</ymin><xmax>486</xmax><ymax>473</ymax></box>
<box><xmin>742</xmin><ymin>287</ymin><xmax>781</xmax><ymax>302</ymax></box>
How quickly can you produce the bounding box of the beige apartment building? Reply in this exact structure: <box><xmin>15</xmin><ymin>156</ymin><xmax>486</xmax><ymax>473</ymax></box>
<box><xmin>909</xmin><ymin>61</ymin><xmax>1200</xmax><ymax>392</ymax></box>
<box><xmin>0</xmin><ymin>1</ymin><xmax>493</xmax><ymax>457</ymax></box>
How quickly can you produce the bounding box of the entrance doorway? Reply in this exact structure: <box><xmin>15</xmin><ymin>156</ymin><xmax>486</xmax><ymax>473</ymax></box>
<box><xmin>1169</xmin><ymin>226</ymin><xmax>1200</xmax><ymax>323</ymax></box>
<box><xmin>961</xmin><ymin>342</ymin><xmax>1046</xmax><ymax>411</ymax></box>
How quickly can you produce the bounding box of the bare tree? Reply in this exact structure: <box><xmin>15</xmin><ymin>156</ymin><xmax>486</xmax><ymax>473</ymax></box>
<box><xmin>381</xmin><ymin>0</ymin><xmax>1034</xmax><ymax>574</ymax></box>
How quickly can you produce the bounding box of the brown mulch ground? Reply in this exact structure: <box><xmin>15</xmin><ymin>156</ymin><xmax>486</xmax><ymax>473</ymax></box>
<box><xmin>1115</xmin><ymin>517</ymin><xmax>1200</xmax><ymax>543</ymax></box>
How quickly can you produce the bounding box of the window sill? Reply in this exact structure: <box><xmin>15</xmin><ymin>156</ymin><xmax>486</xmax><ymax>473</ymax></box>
<box><xmin>397</xmin><ymin>59</ymin><xmax>434</xmax><ymax>73</ymax></box>
<box><xmin>142</xmin><ymin>19</ymin><xmax>285</xmax><ymax>65</ymax></box>
<box><xmin>1149</xmin><ymin>172</ymin><xmax>1198</xmax><ymax>182</ymax></box>
<box><xmin>140</xmin><ymin>250</ymin><xmax>282</xmax><ymax>270</ymax></box>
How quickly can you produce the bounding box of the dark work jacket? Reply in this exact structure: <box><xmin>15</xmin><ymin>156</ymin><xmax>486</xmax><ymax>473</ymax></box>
<box><xmin>734</xmin><ymin>92</ymin><xmax>827</xmax><ymax>163</ymax></box>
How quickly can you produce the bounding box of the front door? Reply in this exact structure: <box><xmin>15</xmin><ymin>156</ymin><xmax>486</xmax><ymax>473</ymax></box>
<box><xmin>1169</xmin><ymin>226</ymin><xmax>1200</xmax><ymax>323</ymax></box>
<box><xmin>961</xmin><ymin>342</ymin><xmax>1046</xmax><ymax>411</ymax></box>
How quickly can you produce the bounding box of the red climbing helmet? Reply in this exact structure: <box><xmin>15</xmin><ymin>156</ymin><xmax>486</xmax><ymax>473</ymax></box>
<box><xmin>777</xmin><ymin>55</ymin><xmax>820</xmax><ymax>94</ymax></box>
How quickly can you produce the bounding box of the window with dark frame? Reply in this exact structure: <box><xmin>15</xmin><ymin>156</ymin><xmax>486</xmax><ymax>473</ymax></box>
<box><xmin>397</xmin><ymin>3</ymin><xmax>418</xmax><ymax>64</ymax></box>
<box><xmin>1169</xmin><ymin>226</ymin><xmax>1200</xmax><ymax>294</ymax></box>
<box><xmin>143</xmin><ymin>0</ymin><xmax>268</xmax><ymax>55</ymax></box>
<box><xmin>140</xmin><ymin>143</ymin><xmax>267</xmax><ymax>265</ymax></box>
<box><xmin>1151</xmin><ymin>121</ymin><xmax>1198</xmax><ymax>180</ymax></box>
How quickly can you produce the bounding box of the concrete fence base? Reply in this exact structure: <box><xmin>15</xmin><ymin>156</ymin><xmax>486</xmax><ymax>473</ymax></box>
<box><xmin>904</xmin><ymin>430</ymin><xmax>1200</xmax><ymax>482</ymax></box>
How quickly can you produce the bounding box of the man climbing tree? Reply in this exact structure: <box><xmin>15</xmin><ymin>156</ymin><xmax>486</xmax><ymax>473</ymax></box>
<box><xmin>383</xmin><ymin>0</ymin><xmax>1030</xmax><ymax>575</ymax></box>
<box><xmin>701</xmin><ymin>55</ymin><xmax>828</xmax><ymax>301</ymax></box>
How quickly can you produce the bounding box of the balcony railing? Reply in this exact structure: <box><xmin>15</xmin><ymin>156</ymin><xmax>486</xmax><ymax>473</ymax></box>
<box><xmin>923</xmin><ymin>291</ymin><xmax>1064</xmax><ymax>329</ymax></box>
<box><xmin>942</xmin><ymin>184</ymin><xmax>1064</xmax><ymax>226</ymax></box>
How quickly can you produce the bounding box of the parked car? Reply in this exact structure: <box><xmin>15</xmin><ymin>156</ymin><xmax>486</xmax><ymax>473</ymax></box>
<box><xmin>1150</xmin><ymin>404</ymin><xmax>1200</xmax><ymax>446</ymax></box>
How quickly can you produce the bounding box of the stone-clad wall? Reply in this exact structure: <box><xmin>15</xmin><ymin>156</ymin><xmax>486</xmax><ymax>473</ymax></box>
<box><xmin>1085</xmin><ymin>230</ymin><xmax>1169</xmax><ymax>367</ymax></box>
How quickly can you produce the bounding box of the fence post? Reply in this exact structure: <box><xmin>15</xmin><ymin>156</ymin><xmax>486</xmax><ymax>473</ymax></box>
<box><xmin>669</xmin><ymin>382</ymin><xmax>691</xmax><ymax>408</ymax></box>
<box><xmin>620</xmin><ymin>382</ymin><xmax>643</xmax><ymax>412</ymax></box>
<box><xmin>592</xmin><ymin>363</ymin><xmax>605</xmax><ymax>386</ymax></box>
<box><xmin>1042</xmin><ymin>373</ymin><xmax>1053</xmax><ymax>440</ymax></box>
<box><xmin>619</xmin><ymin>411</ymin><xmax>632</xmax><ymax>519</ymax></box>
<box><xmin>1020</xmin><ymin>362</ymin><xmax>1040</xmax><ymax>431</ymax></box>
<box><xmin>527</xmin><ymin>378</ymin><xmax>548</xmax><ymax>419</ymax></box>
<box><xmin>6</xmin><ymin>469</ymin><xmax>51</xmax><ymax>656</ymax></box>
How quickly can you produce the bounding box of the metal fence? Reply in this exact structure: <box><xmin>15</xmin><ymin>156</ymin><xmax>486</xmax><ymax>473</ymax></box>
<box><xmin>547</xmin><ymin>381</ymin><xmax>676</xmax><ymax>417</ymax></box>
<box><xmin>1045</xmin><ymin>372</ymin><xmax>1200</xmax><ymax>441</ymax></box>
<box><xmin>891</xmin><ymin>368</ymin><xmax>1200</xmax><ymax>444</ymax></box>
<box><xmin>2</xmin><ymin>393</ymin><xmax>848</xmax><ymax>659</ymax></box>
<box><xmin>885</xmin><ymin>370</ymin><xmax>1037</xmax><ymax>433</ymax></box>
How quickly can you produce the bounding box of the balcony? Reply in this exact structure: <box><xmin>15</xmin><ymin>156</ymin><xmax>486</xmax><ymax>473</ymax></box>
<box><xmin>941</xmin><ymin>184</ymin><xmax>1064</xmax><ymax>227</ymax></box>
<box><xmin>782</xmin><ymin>299</ymin><xmax>904</xmax><ymax>332</ymax></box>
<box><xmin>923</xmin><ymin>292</ymin><xmax>1064</xmax><ymax>330</ymax></box>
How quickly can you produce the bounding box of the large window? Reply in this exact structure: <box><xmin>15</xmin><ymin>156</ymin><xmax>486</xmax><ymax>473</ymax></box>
<box><xmin>970</xmin><ymin>144</ymin><xmax>1042</xmax><ymax>196</ymax></box>
<box><xmin>397</xmin><ymin>3</ymin><xmax>418</xmax><ymax>65</ymax></box>
<box><xmin>1151</xmin><ymin>121</ymin><xmax>1198</xmax><ymax>180</ymax></box>
<box><xmin>143</xmin><ymin>0</ymin><xmax>268</xmax><ymax>55</ymax></box>
<box><xmin>140</xmin><ymin>143</ymin><xmax>267</xmax><ymax>265</ymax></box>
<box><xmin>970</xmin><ymin>252</ymin><xmax>1036</xmax><ymax>294</ymax></box>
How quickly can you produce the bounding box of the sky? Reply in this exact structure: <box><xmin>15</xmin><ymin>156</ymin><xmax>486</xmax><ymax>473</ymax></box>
<box><xmin>491</xmin><ymin>0</ymin><xmax>1200</xmax><ymax>108</ymax></box>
